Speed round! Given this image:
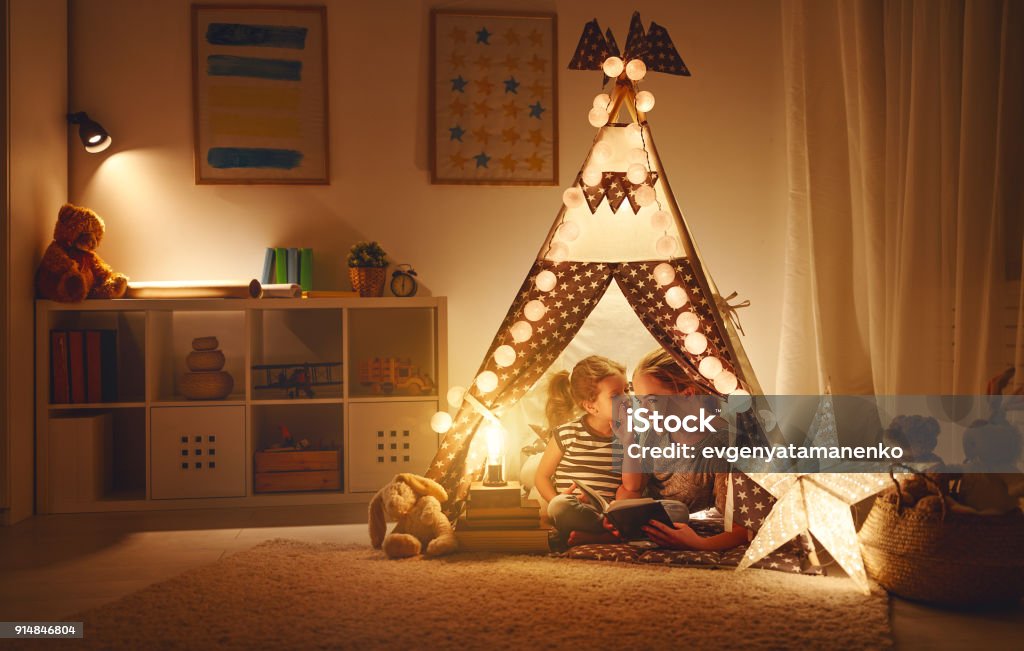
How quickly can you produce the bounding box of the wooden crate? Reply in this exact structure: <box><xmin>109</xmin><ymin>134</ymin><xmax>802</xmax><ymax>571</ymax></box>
<box><xmin>254</xmin><ymin>450</ymin><xmax>340</xmax><ymax>493</ymax></box>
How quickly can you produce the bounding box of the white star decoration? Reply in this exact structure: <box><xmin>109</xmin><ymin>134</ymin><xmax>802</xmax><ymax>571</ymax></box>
<box><xmin>737</xmin><ymin>472</ymin><xmax>891</xmax><ymax>593</ymax></box>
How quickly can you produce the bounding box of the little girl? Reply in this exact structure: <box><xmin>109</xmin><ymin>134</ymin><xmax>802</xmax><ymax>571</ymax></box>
<box><xmin>535</xmin><ymin>355</ymin><xmax>628</xmax><ymax>544</ymax></box>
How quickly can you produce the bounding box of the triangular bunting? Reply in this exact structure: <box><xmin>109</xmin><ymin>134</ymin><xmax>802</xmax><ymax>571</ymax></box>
<box><xmin>623</xmin><ymin>11</ymin><xmax>649</xmax><ymax>62</ymax></box>
<box><xmin>568</xmin><ymin>19</ymin><xmax>612</xmax><ymax>71</ymax></box>
<box><xmin>604</xmin><ymin>172</ymin><xmax>630</xmax><ymax>212</ymax></box>
<box><xmin>624</xmin><ymin>172</ymin><xmax>660</xmax><ymax>212</ymax></box>
<box><xmin>646</xmin><ymin>21</ymin><xmax>691</xmax><ymax>76</ymax></box>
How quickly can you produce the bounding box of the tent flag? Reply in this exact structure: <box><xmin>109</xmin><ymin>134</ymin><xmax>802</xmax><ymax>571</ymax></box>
<box><xmin>427</xmin><ymin>15</ymin><xmax>770</xmax><ymax>522</ymax></box>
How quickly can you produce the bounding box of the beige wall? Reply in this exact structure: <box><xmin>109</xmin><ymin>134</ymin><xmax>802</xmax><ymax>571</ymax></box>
<box><xmin>69</xmin><ymin>0</ymin><xmax>787</xmax><ymax>392</ymax></box>
<box><xmin>5</xmin><ymin>0</ymin><xmax>67</xmax><ymax>523</ymax></box>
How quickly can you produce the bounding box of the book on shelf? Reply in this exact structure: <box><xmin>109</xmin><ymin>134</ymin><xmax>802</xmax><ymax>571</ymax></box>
<box><xmin>275</xmin><ymin>247</ymin><xmax>288</xmax><ymax>284</ymax></box>
<box><xmin>67</xmin><ymin>330</ymin><xmax>86</xmax><ymax>404</ymax></box>
<box><xmin>453</xmin><ymin>526</ymin><xmax>551</xmax><ymax>553</ymax></box>
<box><xmin>287</xmin><ymin>248</ymin><xmax>299</xmax><ymax>285</ymax></box>
<box><xmin>50</xmin><ymin>331</ymin><xmax>70</xmax><ymax>404</ymax></box>
<box><xmin>51</xmin><ymin>329</ymin><xmax>119</xmax><ymax>404</ymax></box>
<box><xmin>573</xmin><ymin>479</ymin><xmax>674</xmax><ymax>541</ymax></box>
<box><xmin>299</xmin><ymin>248</ymin><xmax>313</xmax><ymax>291</ymax></box>
<box><xmin>468</xmin><ymin>481</ymin><xmax>523</xmax><ymax>509</ymax></box>
<box><xmin>260</xmin><ymin>247</ymin><xmax>275</xmax><ymax>285</ymax></box>
<box><xmin>84</xmin><ymin>329</ymin><xmax>118</xmax><ymax>403</ymax></box>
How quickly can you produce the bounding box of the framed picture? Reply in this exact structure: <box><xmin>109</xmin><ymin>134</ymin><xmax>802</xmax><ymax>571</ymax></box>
<box><xmin>430</xmin><ymin>10</ymin><xmax>558</xmax><ymax>185</ymax></box>
<box><xmin>192</xmin><ymin>5</ymin><xmax>329</xmax><ymax>184</ymax></box>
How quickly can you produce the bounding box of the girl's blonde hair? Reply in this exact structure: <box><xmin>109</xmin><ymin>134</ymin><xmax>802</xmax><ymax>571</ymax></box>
<box><xmin>546</xmin><ymin>355</ymin><xmax>626</xmax><ymax>429</ymax></box>
<box><xmin>633</xmin><ymin>348</ymin><xmax>699</xmax><ymax>395</ymax></box>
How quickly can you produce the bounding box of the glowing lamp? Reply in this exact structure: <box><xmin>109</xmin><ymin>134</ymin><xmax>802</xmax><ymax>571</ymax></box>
<box><xmin>626</xmin><ymin>163</ymin><xmax>648</xmax><ymax>185</ymax></box>
<box><xmin>446</xmin><ymin>386</ymin><xmax>466</xmax><ymax>408</ymax></box>
<box><xmin>625</xmin><ymin>59</ymin><xmax>647</xmax><ymax>81</ymax></box>
<box><xmin>588</xmin><ymin>107</ymin><xmax>609</xmax><ymax>128</ymax></box>
<box><xmin>636</xmin><ymin>185</ymin><xmax>656</xmax><ymax>206</ymax></box>
<box><xmin>562</xmin><ymin>187</ymin><xmax>585</xmax><ymax>208</ymax></box>
<box><xmin>535</xmin><ymin>270</ymin><xmax>557</xmax><ymax>292</ymax></box>
<box><xmin>493</xmin><ymin>345</ymin><xmax>516</xmax><ymax>367</ymax></box>
<box><xmin>592</xmin><ymin>142</ymin><xmax>613</xmax><ymax>163</ymax></box>
<box><xmin>713</xmin><ymin>370</ymin><xmax>738</xmax><ymax>394</ymax></box>
<box><xmin>481</xmin><ymin>421</ymin><xmax>508</xmax><ymax>486</ymax></box>
<box><xmin>547</xmin><ymin>242</ymin><xmax>569</xmax><ymax>262</ymax></box>
<box><xmin>475</xmin><ymin>370</ymin><xmax>499</xmax><ymax>394</ymax></box>
<box><xmin>684</xmin><ymin>332</ymin><xmax>708</xmax><ymax>355</ymax></box>
<box><xmin>557</xmin><ymin>221</ymin><xmax>580</xmax><ymax>242</ymax></box>
<box><xmin>698</xmin><ymin>356</ymin><xmax>723</xmax><ymax>379</ymax></box>
<box><xmin>676</xmin><ymin>311</ymin><xmax>700</xmax><ymax>334</ymax></box>
<box><xmin>656</xmin><ymin>235</ymin><xmax>678</xmax><ymax>256</ymax></box>
<box><xmin>651</xmin><ymin>210</ymin><xmax>672</xmax><ymax>230</ymax></box>
<box><xmin>524</xmin><ymin>299</ymin><xmax>547</xmax><ymax>321</ymax></box>
<box><xmin>635</xmin><ymin>90</ymin><xmax>655</xmax><ymax>112</ymax></box>
<box><xmin>653</xmin><ymin>262</ymin><xmax>676</xmax><ymax>286</ymax></box>
<box><xmin>593</xmin><ymin>93</ymin><xmax>611</xmax><ymax>109</ymax></box>
<box><xmin>665</xmin><ymin>286</ymin><xmax>688</xmax><ymax>309</ymax></box>
<box><xmin>582</xmin><ymin>167</ymin><xmax>603</xmax><ymax>186</ymax></box>
<box><xmin>430</xmin><ymin>411</ymin><xmax>453</xmax><ymax>434</ymax></box>
<box><xmin>510</xmin><ymin>320</ymin><xmax>533</xmax><ymax>343</ymax></box>
<box><xmin>602</xmin><ymin>56</ymin><xmax>625</xmax><ymax>78</ymax></box>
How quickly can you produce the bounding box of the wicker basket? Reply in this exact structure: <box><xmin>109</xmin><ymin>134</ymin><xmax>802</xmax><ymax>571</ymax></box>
<box><xmin>349</xmin><ymin>266</ymin><xmax>387</xmax><ymax>297</ymax></box>
<box><xmin>180</xmin><ymin>371</ymin><xmax>234</xmax><ymax>400</ymax></box>
<box><xmin>186</xmin><ymin>350</ymin><xmax>225</xmax><ymax>372</ymax></box>
<box><xmin>859</xmin><ymin>497</ymin><xmax>1024</xmax><ymax>606</ymax></box>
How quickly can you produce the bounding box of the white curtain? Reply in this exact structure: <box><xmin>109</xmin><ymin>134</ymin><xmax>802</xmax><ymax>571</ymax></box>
<box><xmin>777</xmin><ymin>0</ymin><xmax>1023</xmax><ymax>395</ymax></box>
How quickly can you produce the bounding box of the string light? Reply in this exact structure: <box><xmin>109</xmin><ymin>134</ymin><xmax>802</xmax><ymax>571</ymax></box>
<box><xmin>510</xmin><ymin>320</ymin><xmax>533</xmax><ymax>342</ymax></box>
<box><xmin>625</xmin><ymin>59</ymin><xmax>647</xmax><ymax>81</ymax></box>
<box><xmin>653</xmin><ymin>262</ymin><xmax>675</xmax><ymax>286</ymax></box>
<box><xmin>628</xmin><ymin>148</ymin><xmax>648</xmax><ymax>165</ymax></box>
<box><xmin>557</xmin><ymin>221</ymin><xmax>580</xmax><ymax>242</ymax></box>
<box><xmin>588</xmin><ymin>107</ymin><xmax>609</xmax><ymax>128</ymax></box>
<box><xmin>430</xmin><ymin>411</ymin><xmax>453</xmax><ymax>434</ymax></box>
<box><xmin>582</xmin><ymin>167</ymin><xmax>603</xmax><ymax>186</ymax></box>
<box><xmin>535</xmin><ymin>270</ymin><xmax>557</xmax><ymax>292</ymax></box>
<box><xmin>676</xmin><ymin>311</ymin><xmax>700</xmax><ymax>334</ymax></box>
<box><xmin>698</xmin><ymin>356</ymin><xmax>723</xmax><ymax>379</ymax></box>
<box><xmin>651</xmin><ymin>210</ymin><xmax>672</xmax><ymax>230</ymax></box>
<box><xmin>446</xmin><ymin>385</ymin><xmax>466</xmax><ymax>408</ymax></box>
<box><xmin>665</xmin><ymin>285</ymin><xmax>688</xmax><ymax>309</ymax></box>
<box><xmin>684</xmin><ymin>332</ymin><xmax>708</xmax><ymax>355</ymax></box>
<box><xmin>656</xmin><ymin>234</ymin><xmax>678</xmax><ymax>256</ymax></box>
<box><xmin>523</xmin><ymin>299</ymin><xmax>547</xmax><ymax>321</ymax></box>
<box><xmin>592</xmin><ymin>142</ymin><xmax>613</xmax><ymax>163</ymax></box>
<box><xmin>592</xmin><ymin>93</ymin><xmax>611</xmax><ymax>109</ymax></box>
<box><xmin>636</xmin><ymin>185</ymin><xmax>656</xmax><ymax>206</ymax></box>
<box><xmin>626</xmin><ymin>163</ymin><xmax>648</xmax><ymax>184</ymax></box>
<box><xmin>493</xmin><ymin>345</ymin><xmax>516</xmax><ymax>367</ymax></box>
<box><xmin>602</xmin><ymin>56</ymin><xmax>625</xmax><ymax>77</ymax></box>
<box><xmin>475</xmin><ymin>370</ymin><xmax>499</xmax><ymax>393</ymax></box>
<box><xmin>547</xmin><ymin>242</ymin><xmax>569</xmax><ymax>262</ymax></box>
<box><xmin>636</xmin><ymin>90</ymin><xmax>655</xmax><ymax>112</ymax></box>
<box><xmin>562</xmin><ymin>187</ymin><xmax>585</xmax><ymax>208</ymax></box>
<box><xmin>713</xmin><ymin>370</ymin><xmax>738</xmax><ymax>394</ymax></box>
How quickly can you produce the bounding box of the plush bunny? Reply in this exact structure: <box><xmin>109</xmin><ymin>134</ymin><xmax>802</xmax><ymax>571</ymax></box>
<box><xmin>368</xmin><ymin>473</ymin><xmax>458</xmax><ymax>558</ymax></box>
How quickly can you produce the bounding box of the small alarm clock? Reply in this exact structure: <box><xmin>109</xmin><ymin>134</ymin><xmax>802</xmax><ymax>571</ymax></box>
<box><xmin>390</xmin><ymin>264</ymin><xmax>419</xmax><ymax>297</ymax></box>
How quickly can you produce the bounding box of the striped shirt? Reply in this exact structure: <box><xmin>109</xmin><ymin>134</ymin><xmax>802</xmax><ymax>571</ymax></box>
<box><xmin>552</xmin><ymin>417</ymin><xmax>623</xmax><ymax>502</ymax></box>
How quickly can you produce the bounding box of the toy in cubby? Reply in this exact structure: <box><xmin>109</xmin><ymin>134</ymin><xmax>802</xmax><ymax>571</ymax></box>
<box><xmin>180</xmin><ymin>336</ymin><xmax>234</xmax><ymax>400</ymax></box>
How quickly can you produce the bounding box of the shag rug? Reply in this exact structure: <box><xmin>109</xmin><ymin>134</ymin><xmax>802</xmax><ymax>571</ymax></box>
<box><xmin>59</xmin><ymin>540</ymin><xmax>891</xmax><ymax>650</ymax></box>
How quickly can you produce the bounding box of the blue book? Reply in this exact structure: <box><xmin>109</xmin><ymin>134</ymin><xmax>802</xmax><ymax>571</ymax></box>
<box><xmin>287</xmin><ymin>248</ymin><xmax>299</xmax><ymax>284</ymax></box>
<box><xmin>260</xmin><ymin>248</ymin><xmax>275</xmax><ymax>285</ymax></box>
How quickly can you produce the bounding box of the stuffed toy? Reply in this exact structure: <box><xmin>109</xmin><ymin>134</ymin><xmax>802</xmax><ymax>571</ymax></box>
<box><xmin>368</xmin><ymin>473</ymin><xmax>458</xmax><ymax>558</ymax></box>
<box><xmin>35</xmin><ymin>203</ymin><xmax>127</xmax><ymax>302</ymax></box>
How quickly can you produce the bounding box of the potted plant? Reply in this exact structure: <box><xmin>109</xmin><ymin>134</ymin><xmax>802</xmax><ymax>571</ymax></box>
<box><xmin>347</xmin><ymin>241</ymin><xmax>389</xmax><ymax>297</ymax></box>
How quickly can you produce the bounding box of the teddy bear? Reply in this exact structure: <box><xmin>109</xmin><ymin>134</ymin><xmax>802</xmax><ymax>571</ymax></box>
<box><xmin>35</xmin><ymin>203</ymin><xmax>127</xmax><ymax>302</ymax></box>
<box><xmin>368</xmin><ymin>473</ymin><xmax>458</xmax><ymax>558</ymax></box>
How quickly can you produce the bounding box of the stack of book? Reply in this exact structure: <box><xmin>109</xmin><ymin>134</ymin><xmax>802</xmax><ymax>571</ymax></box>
<box><xmin>262</xmin><ymin>247</ymin><xmax>313</xmax><ymax>291</ymax></box>
<box><xmin>454</xmin><ymin>481</ymin><xmax>551</xmax><ymax>553</ymax></box>
<box><xmin>50</xmin><ymin>329</ymin><xmax>117</xmax><ymax>404</ymax></box>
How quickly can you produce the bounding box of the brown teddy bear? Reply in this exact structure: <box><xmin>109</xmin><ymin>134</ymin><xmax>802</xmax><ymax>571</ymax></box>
<box><xmin>368</xmin><ymin>473</ymin><xmax>458</xmax><ymax>558</ymax></box>
<box><xmin>35</xmin><ymin>203</ymin><xmax>127</xmax><ymax>302</ymax></box>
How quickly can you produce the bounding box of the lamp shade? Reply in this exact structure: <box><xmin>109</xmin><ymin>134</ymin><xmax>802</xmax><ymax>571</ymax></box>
<box><xmin>68</xmin><ymin>112</ymin><xmax>111</xmax><ymax>153</ymax></box>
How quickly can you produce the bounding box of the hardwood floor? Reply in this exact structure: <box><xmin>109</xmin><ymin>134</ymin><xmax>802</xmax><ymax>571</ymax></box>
<box><xmin>0</xmin><ymin>505</ymin><xmax>1019</xmax><ymax>649</ymax></box>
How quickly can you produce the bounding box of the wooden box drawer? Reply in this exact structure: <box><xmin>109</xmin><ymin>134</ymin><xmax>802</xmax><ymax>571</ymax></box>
<box><xmin>255</xmin><ymin>470</ymin><xmax>341</xmax><ymax>493</ymax></box>
<box><xmin>254</xmin><ymin>450</ymin><xmax>340</xmax><ymax>473</ymax></box>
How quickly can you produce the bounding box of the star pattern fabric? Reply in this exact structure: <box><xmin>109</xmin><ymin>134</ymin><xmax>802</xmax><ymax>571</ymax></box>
<box><xmin>729</xmin><ymin>471</ymin><xmax>777</xmax><ymax>532</ymax></box>
<box><xmin>566</xmin><ymin>12</ymin><xmax>691</xmax><ymax>78</ymax></box>
<box><xmin>434</xmin><ymin>15</ymin><xmax>555</xmax><ymax>182</ymax></box>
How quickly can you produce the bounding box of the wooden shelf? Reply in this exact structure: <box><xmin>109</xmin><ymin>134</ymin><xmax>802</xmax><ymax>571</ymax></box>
<box><xmin>251</xmin><ymin>397</ymin><xmax>345</xmax><ymax>406</ymax></box>
<box><xmin>347</xmin><ymin>395</ymin><xmax>440</xmax><ymax>403</ymax></box>
<box><xmin>48</xmin><ymin>401</ymin><xmax>145</xmax><ymax>410</ymax></box>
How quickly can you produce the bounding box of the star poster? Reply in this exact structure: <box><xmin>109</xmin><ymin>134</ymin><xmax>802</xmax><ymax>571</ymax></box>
<box><xmin>431</xmin><ymin>11</ymin><xmax>557</xmax><ymax>185</ymax></box>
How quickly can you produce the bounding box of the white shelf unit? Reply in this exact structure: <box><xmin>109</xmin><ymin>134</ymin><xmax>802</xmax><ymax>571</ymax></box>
<box><xmin>35</xmin><ymin>297</ymin><xmax>447</xmax><ymax>513</ymax></box>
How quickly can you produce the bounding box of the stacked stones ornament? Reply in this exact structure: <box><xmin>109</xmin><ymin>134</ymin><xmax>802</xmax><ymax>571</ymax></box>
<box><xmin>180</xmin><ymin>336</ymin><xmax>234</xmax><ymax>400</ymax></box>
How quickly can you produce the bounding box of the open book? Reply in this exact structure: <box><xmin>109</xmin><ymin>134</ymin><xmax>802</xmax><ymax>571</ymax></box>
<box><xmin>573</xmin><ymin>479</ymin><xmax>676</xmax><ymax>541</ymax></box>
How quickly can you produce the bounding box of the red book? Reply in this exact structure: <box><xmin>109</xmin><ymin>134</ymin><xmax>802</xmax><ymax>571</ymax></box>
<box><xmin>85</xmin><ymin>331</ymin><xmax>102</xmax><ymax>403</ymax></box>
<box><xmin>67</xmin><ymin>330</ymin><xmax>86</xmax><ymax>404</ymax></box>
<box><xmin>50</xmin><ymin>331</ymin><xmax>70</xmax><ymax>404</ymax></box>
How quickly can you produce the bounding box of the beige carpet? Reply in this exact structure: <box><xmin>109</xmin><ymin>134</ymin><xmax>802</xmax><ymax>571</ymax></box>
<box><xmin>57</xmin><ymin>540</ymin><xmax>890</xmax><ymax>650</ymax></box>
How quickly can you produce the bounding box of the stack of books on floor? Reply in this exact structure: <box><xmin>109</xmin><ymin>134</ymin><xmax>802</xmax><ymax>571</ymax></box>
<box><xmin>454</xmin><ymin>481</ymin><xmax>551</xmax><ymax>553</ymax></box>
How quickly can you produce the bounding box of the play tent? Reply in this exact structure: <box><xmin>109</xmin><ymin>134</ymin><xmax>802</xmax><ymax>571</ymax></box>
<box><xmin>427</xmin><ymin>13</ymin><xmax>773</xmax><ymax>519</ymax></box>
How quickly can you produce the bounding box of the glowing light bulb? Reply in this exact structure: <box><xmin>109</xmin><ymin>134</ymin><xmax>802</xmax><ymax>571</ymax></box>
<box><xmin>651</xmin><ymin>210</ymin><xmax>672</xmax><ymax>230</ymax></box>
<box><xmin>698</xmin><ymin>356</ymin><xmax>724</xmax><ymax>379</ymax></box>
<box><xmin>602</xmin><ymin>56</ymin><xmax>625</xmax><ymax>78</ymax></box>
<box><xmin>493</xmin><ymin>345</ymin><xmax>516</xmax><ymax>367</ymax></box>
<box><xmin>628</xmin><ymin>123</ymin><xmax>644</xmax><ymax>141</ymax></box>
<box><xmin>535</xmin><ymin>270</ymin><xmax>557</xmax><ymax>292</ymax></box>
<box><xmin>582</xmin><ymin>167</ymin><xmax>603</xmax><ymax>187</ymax></box>
<box><xmin>593</xmin><ymin>93</ymin><xmax>611</xmax><ymax>109</ymax></box>
<box><xmin>557</xmin><ymin>221</ymin><xmax>580</xmax><ymax>242</ymax></box>
<box><xmin>562</xmin><ymin>187</ymin><xmax>585</xmax><ymax>208</ymax></box>
<box><xmin>588</xmin><ymin>107</ymin><xmax>609</xmax><ymax>128</ymax></box>
<box><xmin>636</xmin><ymin>185</ymin><xmax>656</xmax><ymax>206</ymax></box>
<box><xmin>656</xmin><ymin>234</ymin><xmax>678</xmax><ymax>256</ymax></box>
<box><xmin>547</xmin><ymin>242</ymin><xmax>569</xmax><ymax>262</ymax></box>
<box><xmin>627</xmin><ymin>163</ymin><xmax>648</xmax><ymax>185</ymax></box>
<box><xmin>592</xmin><ymin>142</ymin><xmax>613</xmax><ymax>163</ymax></box>
<box><xmin>626</xmin><ymin>59</ymin><xmax>647</xmax><ymax>81</ymax></box>
<box><xmin>510</xmin><ymin>320</ymin><xmax>533</xmax><ymax>343</ymax></box>
<box><xmin>714</xmin><ymin>370</ymin><xmax>739</xmax><ymax>394</ymax></box>
<box><xmin>727</xmin><ymin>388</ymin><xmax>752</xmax><ymax>413</ymax></box>
<box><xmin>475</xmin><ymin>371</ymin><xmax>499</xmax><ymax>394</ymax></box>
<box><xmin>430</xmin><ymin>411</ymin><xmax>453</xmax><ymax>434</ymax></box>
<box><xmin>628</xmin><ymin>148</ymin><xmax>648</xmax><ymax>165</ymax></box>
<box><xmin>684</xmin><ymin>332</ymin><xmax>708</xmax><ymax>355</ymax></box>
<box><xmin>523</xmin><ymin>299</ymin><xmax>547</xmax><ymax>321</ymax></box>
<box><xmin>676</xmin><ymin>312</ymin><xmax>700</xmax><ymax>334</ymax></box>
<box><xmin>636</xmin><ymin>90</ymin><xmax>655</xmax><ymax>112</ymax></box>
<box><xmin>665</xmin><ymin>286</ymin><xmax>688</xmax><ymax>309</ymax></box>
<box><xmin>446</xmin><ymin>386</ymin><xmax>466</xmax><ymax>407</ymax></box>
<box><xmin>653</xmin><ymin>262</ymin><xmax>676</xmax><ymax>286</ymax></box>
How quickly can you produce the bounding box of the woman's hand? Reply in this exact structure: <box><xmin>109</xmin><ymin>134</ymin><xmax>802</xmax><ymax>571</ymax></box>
<box><xmin>564</xmin><ymin>482</ymin><xmax>591</xmax><ymax>504</ymax></box>
<box><xmin>641</xmin><ymin>520</ymin><xmax>701</xmax><ymax>549</ymax></box>
<box><xmin>601</xmin><ymin>517</ymin><xmax>622</xmax><ymax>539</ymax></box>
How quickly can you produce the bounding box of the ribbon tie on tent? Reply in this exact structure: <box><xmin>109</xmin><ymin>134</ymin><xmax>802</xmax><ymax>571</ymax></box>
<box><xmin>717</xmin><ymin>291</ymin><xmax>751</xmax><ymax>336</ymax></box>
<box><xmin>567</xmin><ymin>11</ymin><xmax>691</xmax><ymax>77</ymax></box>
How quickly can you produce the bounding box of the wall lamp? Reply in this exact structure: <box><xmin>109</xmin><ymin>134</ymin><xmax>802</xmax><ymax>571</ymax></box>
<box><xmin>67</xmin><ymin>112</ymin><xmax>112</xmax><ymax>153</ymax></box>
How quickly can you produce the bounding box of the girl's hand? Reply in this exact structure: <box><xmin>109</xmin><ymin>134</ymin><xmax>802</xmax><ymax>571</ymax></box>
<box><xmin>601</xmin><ymin>517</ymin><xmax>622</xmax><ymax>539</ymax></box>
<box><xmin>642</xmin><ymin>520</ymin><xmax>700</xmax><ymax>549</ymax></box>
